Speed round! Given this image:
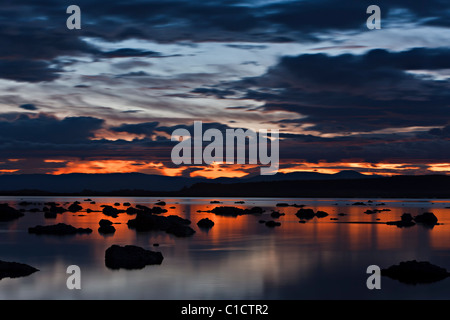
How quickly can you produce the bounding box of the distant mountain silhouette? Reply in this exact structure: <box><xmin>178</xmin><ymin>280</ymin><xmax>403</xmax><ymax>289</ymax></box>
<box><xmin>0</xmin><ymin>171</ymin><xmax>446</xmax><ymax>198</ymax></box>
<box><xmin>0</xmin><ymin>170</ymin><xmax>373</xmax><ymax>193</ymax></box>
<box><xmin>180</xmin><ymin>174</ymin><xmax>450</xmax><ymax>198</ymax></box>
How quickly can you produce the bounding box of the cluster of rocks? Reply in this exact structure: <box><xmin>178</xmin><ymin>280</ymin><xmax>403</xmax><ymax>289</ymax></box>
<box><xmin>105</xmin><ymin>245</ymin><xmax>163</xmax><ymax>270</ymax></box>
<box><xmin>386</xmin><ymin>212</ymin><xmax>439</xmax><ymax>228</ymax></box>
<box><xmin>127</xmin><ymin>212</ymin><xmax>195</xmax><ymax>237</ymax></box>
<box><xmin>28</xmin><ymin>223</ymin><xmax>92</xmax><ymax>235</ymax></box>
<box><xmin>295</xmin><ymin>208</ymin><xmax>329</xmax><ymax>220</ymax></box>
<box><xmin>203</xmin><ymin>206</ymin><xmax>264</xmax><ymax>217</ymax></box>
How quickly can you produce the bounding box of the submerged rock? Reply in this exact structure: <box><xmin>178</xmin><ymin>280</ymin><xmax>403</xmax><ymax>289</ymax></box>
<box><xmin>381</xmin><ymin>260</ymin><xmax>450</xmax><ymax>284</ymax></box>
<box><xmin>105</xmin><ymin>245</ymin><xmax>163</xmax><ymax>269</ymax></box>
<box><xmin>0</xmin><ymin>260</ymin><xmax>39</xmax><ymax>280</ymax></box>
<box><xmin>197</xmin><ymin>218</ymin><xmax>215</xmax><ymax>228</ymax></box>
<box><xmin>28</xmin><ymin>223</ymin><xmax>92</xmax><ymax>235</ymax></box>
<box><xmin>265</xmin><ymin>220</ymin><xmax>281</xmax><ymax>227</ymax></box>
<box><xmin>0</xmin><ymin>203</ymin><xmax>24</xmax><ymax>222</ymax></box>
<box><xmin>155</xmin><ymin>201</ymin><xmax>166</xmax><ymax>206</ymax></box>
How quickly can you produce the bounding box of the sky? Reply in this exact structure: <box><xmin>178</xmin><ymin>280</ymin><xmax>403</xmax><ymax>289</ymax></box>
<box><xmin>1</xmin><ymin>0</ymin><xmax>450</xmax><ymax>177</ymax></box>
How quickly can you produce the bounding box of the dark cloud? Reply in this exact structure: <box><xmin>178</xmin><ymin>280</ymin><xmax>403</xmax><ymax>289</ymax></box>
<box><xmin>100</xmin><ymin>48</ymin><xmax>162</xmax><ymax>59</ymax></box>
<box><xmin>115</xmin><ymin>71</ymin><xmax>151</xmax><ymax>78</ymax></box>
<box><xmin>191</xmin><ymin>87</ymin><xmax>236</xmax><ymax>99</ymax></box>
<box><xmin>156</xmin><ymin>122</ymin><xmax>234</xmax><ymax>136</ymax></box>
<box><xmin>0</xmin><ymin>0</ymin><xmax>448</xmax><ymax>83</ymax></box>
<box><xmin>232</xmin><ymin>47</ymin><xmax>450</xmax><ymax>133</ymax></box>
<box><xmin>19</xmin><ymin>104</ymin><xmax>38</xmax><ymax>111</ymax></box>
<box><xmin>111</xmin><ymin>121</ymin><xmax>160</xmax><ymax>136</ymax></box>
<box><xmin>0</xmin><ymin>60</ymin><xmax>62</xmax><ymax>83</ymax></box>
<box><xmin>0</xmin><ymin>113</ymin><xmax>104</xmax><ymax>144</ymax></box>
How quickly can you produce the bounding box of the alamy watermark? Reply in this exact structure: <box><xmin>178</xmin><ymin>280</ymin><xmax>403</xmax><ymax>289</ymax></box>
<box><xmin>366</xmin><ymin>5</ymin><xmax>381</xmax><ymax>30</ymax></box>
<box><xmin>366</xmin><ymin>265</ymin><xmax>381</xmax><ymax>289</ymax></box>
<box><xmin>66</xmin><ymin>265</ymin><xmax>81</xmax><ymax>290</ymax></box>
<box><xmin>171</xmin><ymin>121</ymin><xmax>279</xmax><ymax>175</ymax></box>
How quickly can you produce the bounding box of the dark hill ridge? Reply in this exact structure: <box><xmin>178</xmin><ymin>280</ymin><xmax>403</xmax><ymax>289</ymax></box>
<box><xmin>0</xmin><ymin>172</ymin><xmax>447</xmax><ymax>198</ymax></box>
<box><xmin>179</xmin><ymin>174</ymin><xmax>450</xmax><ymax>198</ymax></box>
<box><xmin>0</xmin><ymin>170</ymin><xmax>371</xmax><ymax>193</ymax></box>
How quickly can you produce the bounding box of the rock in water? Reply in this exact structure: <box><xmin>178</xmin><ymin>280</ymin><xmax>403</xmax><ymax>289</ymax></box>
<box><xmin>102</xmin><ymin>205</ymin><xmax>125</xmax><ymax>218</ymax></box>
<box><xmin>210</xmin><ymin>206</ymin><xmax>247</xmax><ymax>217</ymax></box>
<box><xmin>127</xmin><ymin>212</ymin><xmax>195</xmax><ymax>237</ymax></box>
<box><xmin>98</xmin><ymin>219</ymin><xmax>116</xmax><ymax>234</ymax></box>
<box><xmin>0</xmin><ymin>203</ymin><xmax>24</xmax><ymax>222</ymax></box>
<box><xmin>414</xmin><ymin>212</ymin><xmax>438</xmax><ymax>226</ymax></box>
<box><xmin>0</xmin><ymin>260</ymin><xmax>39</xmax><ymax>280</ymax></box>
<box><xmin>68</xmin><ymin>202</ymin><xmax>82</xmax><ymax>212</ymax></box>
<box><xmin>197</xmin><ymin>218</ymin><xmax>215</xmax><ymax>228</ymax></box>
<box><xmin>265</xmin><ymin>220</ymin><xmax>281</xmax><ymax>227</ymax></box>
<box><xmin>386</xmin><ymin>213</ymin><xmax>416</xmax><ymax>228</ymax></box>
<box><xmin>28</xmin><ymin>223</ymin><xmax>92</xmax><ymax>235</ymax></box>
<box><xmin>105</xmin><ymin>245</ymin><xmax>163</xmax><ymax>269</ymax></box>
<box><xmin>295</xmin><ymin>208</ymin><xmax>315</xmax><ymax>220</ymax></box>
<box><xmin>381</xmin><ymin>260</ymin><xmax>450</xmax><ymax>284</ymax></box>
<box><xmin>270</xmin><ymin>211</ymin><xmax>285</xmax><ymax>218</ymax></box>
<box><xmin>315</xmin><ymin>210</ymin><xmax>329</xmax><ymax>218</ymax></box>
<box><xmin>276</xmin><ymin>203</ymin><xmax>289</xmax><ymax>207</ymax></box>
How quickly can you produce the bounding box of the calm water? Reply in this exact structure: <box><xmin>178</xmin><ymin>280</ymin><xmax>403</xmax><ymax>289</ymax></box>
<box><xmin>1</xmin><ymin>196</ymin><xmax>450</xmax><ymax>300</ymax></box>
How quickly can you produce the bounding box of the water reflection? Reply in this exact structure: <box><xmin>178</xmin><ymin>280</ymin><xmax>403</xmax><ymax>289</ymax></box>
<box><xmin>1</xmin><ymin>197</ymin><xmax>450</xmax><ymax>299</ymax></box>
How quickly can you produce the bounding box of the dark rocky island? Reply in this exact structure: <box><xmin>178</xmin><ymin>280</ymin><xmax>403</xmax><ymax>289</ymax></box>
<box><xmin>0</xmin><ymin>203</ymin><xmax>24</xmax><ymax>221</ymax></box>
<box><xmin>295</xmin><ymin>208</ymin><xmax>329</xmax><ymax>220</ymax></box>
<box><xmin>386</xmin><ymin>213</ymin><xmax>416</xmax><ymax>228</ymax></box>
<box><xmin>28</xmin><ymin>223</ymin><xmax>92</xmax><ymax>235</ymax></box>
<box><xmin>414</xmin><ymin>212</ymin><xmax>439</xmax><ymax>227</ymax></box>
<box><xmin>207</xmin><ymin>206</ymin><xmax>264</xmax><ymax>217</ymax></box>
<box><xmin>127</xmin><ymin>212</ymin><xmax>195</xmax><ymax>237</ymax></box>
<box><xmin>197</xmin><ymin>218</ymin><xmax>215</xmax><ymax>229</ymax></box>
<box><xmin>98</xmin><ymin>219</ymin><xmax>116</xmax><ymax>234</ymax></box>
<box><xmin>105</xmin><ymin>244</ymin><xmax>163</xmax><ymax>269</ymax></box>
<box><xmin>381</xmin><ymin>260</ymin><xmax>450</xmax><ymax>284</ymax></box>
<box><xmin>0</xmin><ymin>260</ymin><xmax>39</xmax><ymax>280</ymax></box>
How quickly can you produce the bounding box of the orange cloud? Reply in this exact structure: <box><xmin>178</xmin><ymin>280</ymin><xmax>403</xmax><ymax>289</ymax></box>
<box><xmin>189</xmin><ymin>162</ymin><xmax>249</xmax><ymax>179</ymax></box>
<box><xmin>52</xmin><ymin>160</ymin><xmax>168</xmax><ymax>175</ymax></box>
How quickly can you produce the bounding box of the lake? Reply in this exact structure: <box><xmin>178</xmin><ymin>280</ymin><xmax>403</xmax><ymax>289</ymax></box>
<box><xmin>1</xmin><ymin>196</ymin><xmax>450</xmax><ymax>300</ymax></box>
